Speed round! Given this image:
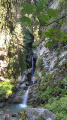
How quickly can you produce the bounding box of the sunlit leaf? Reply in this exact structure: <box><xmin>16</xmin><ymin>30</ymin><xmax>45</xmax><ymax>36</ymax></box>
<box><xmin>21</xmin><ymin>2</ymin><xmax>36</xmax><ymax>14</ymax></box>
<box><xmin>20</xmin><ymin>16</ymin><xmax>32</xmax><ymax>24</ymax></box>
<box><xmin>47</xmin><ymin>8</ymin><xmax>58</xmax><ymax>17</ymax></box>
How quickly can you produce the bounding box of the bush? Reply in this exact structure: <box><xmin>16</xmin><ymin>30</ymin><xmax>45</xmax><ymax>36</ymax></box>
<box><xmin>36</xmin><ymin>58</ymin><xmax>43</xmax><ymax>71</ymax></box>
<box><xmin>44</xmin><ymin>96</ymin><xmax>67</xmax><ymax>120</ymax></box>
<box><xmin>0</xmin><ymin>80</ymin><xmax>14</xmax><ymax>101</ymax></box>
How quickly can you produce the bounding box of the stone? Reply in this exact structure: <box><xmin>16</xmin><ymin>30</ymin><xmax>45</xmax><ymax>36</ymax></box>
<box><xmin>20</xmin><ymin>83</ymin><xmax>26</xmax><ymax>88</ymax></box>
<box><xmin>0</xmin><ymin>102</ymin><xmax>4</xmax><ymax>107</ymax></box>
<box><xmin>0</xmin><ymin>111</ymin><xmax>3</xmax><ymax>115</ymax></box>
<box><xmin>46</xmin><ymin>118</ymin><xmax>52</xmax><ymax>120</ymax></box>
<box><xmin>24</xmin><ymin>108</ymin><xmax>55</xmax><ymax>120</ymax></box>
<box><xmin>21</xmin><ymin>75</ymin><xmax>27</xmax><ymax>82</ymax></box>
<box><xmin>11</xmin><ymin>113</ymin><xmax>17</xmax><ymax>117</ymax></box>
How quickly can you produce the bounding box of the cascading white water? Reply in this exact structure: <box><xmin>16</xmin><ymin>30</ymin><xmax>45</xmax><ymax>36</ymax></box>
<box><xmin>19</xmin><ymin>87</ymin><xmax>30</xmax><ymax>108</ymax></box>
<box><xmin>31</xmin><ymin>56</ymin><xmax>34</xmax><ymax>82</ymax></box>
<box><xmin>23</xmin><ymin>87</ymin><xmax>30</xmax><ymax>105</ymax></box>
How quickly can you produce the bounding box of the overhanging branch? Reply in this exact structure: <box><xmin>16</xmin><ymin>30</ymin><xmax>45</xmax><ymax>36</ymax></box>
<box><xmin>46</xmin><ymin>14</ymin><xmax>67</xmax><ymax>26</ymax></box>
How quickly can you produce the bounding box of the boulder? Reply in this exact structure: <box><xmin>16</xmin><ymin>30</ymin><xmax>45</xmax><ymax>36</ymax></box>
<box><xmin>23</xmin><ymin>108</ymin><xmax>55</xmax><ymax>120</ymax></box>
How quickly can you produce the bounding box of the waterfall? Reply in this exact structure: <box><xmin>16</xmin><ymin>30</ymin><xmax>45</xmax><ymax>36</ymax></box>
<box><xmin>31</xmin><ymin>56</ymin><xmax>34</xmax><ymax>82</ymax></box>
<box><xmin>23</xmin><ymin>87</ymin><xmax>30</xmax><ymax>105</ymax></box>
<box><xmin>19</xmin><ymin>87</ymin><xmax>30</xmax><ymax>108</ymax></box>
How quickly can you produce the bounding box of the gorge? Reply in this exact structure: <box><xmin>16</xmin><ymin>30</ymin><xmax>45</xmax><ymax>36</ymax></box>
<box><xmin>0</xmin><ymin>0</ymin><xmax>67</xmax><ymax>120</ymax></box>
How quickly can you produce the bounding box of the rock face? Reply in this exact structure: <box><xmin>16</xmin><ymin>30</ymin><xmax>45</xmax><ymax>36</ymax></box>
<box><xmin>23</xmin><ymin>108</ymin><xmax>55</xmax><ymax>120</ymax></box>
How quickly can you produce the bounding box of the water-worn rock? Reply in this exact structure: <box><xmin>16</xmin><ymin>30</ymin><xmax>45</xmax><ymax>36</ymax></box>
<box><xmin>24</xmin><ymin>108</ymin><xmax>55</xmax><ymax>120</ymax></box>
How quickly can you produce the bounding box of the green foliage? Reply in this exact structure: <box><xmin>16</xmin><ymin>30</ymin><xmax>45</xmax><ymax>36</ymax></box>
<box><xmin>41</xmin><ymin>68</ymin><xmax>46</xmax><ymax>76</ymax></box>
<box><xmin>38</xmin><ymin>116</ymin><xmax>43</xmax><ymax>120</ymax></box>
<box><xmin>22</xmin><ymin>109</ymin><xmax>27</xmax><ymax>120</ymax></box>
<box><xmin>36</xmin><ymin>58</ymin><xmax>43</xmax><ymax>70</ymax></box>
<box><xmin>58</xmin><ymin>0</ymin><xmax>67</xmax><ymax>13</ymax></box>
<box><xmin>45</xmin><ymin>96</ymin><xmax>67</xmax><ymax>120</ymax></box>
<box><xmin>7</xmin><ymin>49</ymin><xmax>26</xmax><ymax>79</ymax></box>
<box><xmin>21</xmin><ymin>2</ymin><xmax>36</xmax><ymax>14</ymax></box>
<box><xmin>35</xmin><ymin>74</ymin><xmax>67</xmax><ymax>120</ymax></box>
<box><xmin>20</xmin><ymin>16</ymin><xmax>32</xmax><ymax>24</ymax></box>
<box><xmin>23</xmin><ymin>28</ymin><xmax>34</xmax><ymax>68</ymax></box>
<box><xmin>44</xmin><ymin>29</ymin><xmax>67</xmax><ymax>49</ymax></box>
<box><xmin>19</xmin><ymin>118</ymin><xmax>22</xmax><ymax>120</ymax></box>
<box><xmin>47</xmin><ymin>8</ymin><xmax>58</xmax><ymax>17</ymax></box>
<box><xmin>21</xmin><ymin>0</ymin><xmax>58</xmax><ymax>26</ymax></box>
<box><xmin>35</xmin><ymin>74</ymin><xmax>67</xmax><ymax>103</ymax></box>
<box><xmin>32</xmin><ymin>41</ymin><xmax>38</xmax><ymax>50</ymax></box>
<box><xmin>0</xmin><ymin>80</ymin><xmax>14</xmax><ymax>101</ymax></box>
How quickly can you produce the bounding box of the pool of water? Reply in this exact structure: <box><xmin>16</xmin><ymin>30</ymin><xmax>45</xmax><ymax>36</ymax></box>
<box><xmin>0</xmin><ymin>103</ymin><xmax>27</xmax><ymax>120</ymax></box>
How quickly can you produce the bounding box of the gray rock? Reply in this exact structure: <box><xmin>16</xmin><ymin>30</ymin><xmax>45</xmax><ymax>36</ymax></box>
<box><xmin>15</xmin><ymin>83</ymin><xmax>20</xmax><ymax>89</ymax></box>
<box><xmin>0</xmin><ymin>111</ymin><xmax>3</xmax><ymax>115</ymax></box>
<box><xmin>11</xmin><ymin>113</ymin><xmax>17</xmax><ymax>117</ymax></box>
<box><xmin>23</xmin><ymin>108</ymin><xmax>55</xmax><ymax>120</ymax></box>
<box><xmin>20</xmin><ymin>83</ymin><xmax>26</xmax><ymax>88</ymax></box>
<box><xmin>21</xmin><ymin>75</ymin><xmax>27</xmax><ymax>82</ymax></box>
<box><xmin>0</xmin><ymin>102</ymin><xmax>4</xmax><ymax>108</ymax></box>
<box><xmin>46</xmin><ymin>118</ymin><xmax>52</xmax><ymax>120</ymax></box>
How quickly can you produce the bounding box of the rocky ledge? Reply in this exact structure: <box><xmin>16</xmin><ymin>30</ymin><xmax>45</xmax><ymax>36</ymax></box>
<box><xmin>22</xmin><ymin>108</ymin><xmax>55</xmax><ymax>120</ymax></box>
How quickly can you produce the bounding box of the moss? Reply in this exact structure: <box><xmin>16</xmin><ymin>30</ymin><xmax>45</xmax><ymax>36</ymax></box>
<box><xmin>22</xmin><ymin>109</ymin><xmax>27</xmax><ymax>120</ymax></box>
<box><xmin>28</xmin><ymin>105</ymin><xmax>33</xmax><ymax>108</ymax></box>
<box><xmin>38</xmin><ymin>116</ymin><xmax>44</xmax><ymax>120</ymax></box>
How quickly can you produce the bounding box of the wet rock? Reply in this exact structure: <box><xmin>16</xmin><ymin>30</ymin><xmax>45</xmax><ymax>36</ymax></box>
<box><xmin>20</xmin><ymin>83</ymin><xmax>27</xmax><ymax>88</ymax></box>
<box><xmin>0</xmin><ymin>102</ymin><xmax>4</xmax><ymax>107</ymax></box>
<box><xmin>24</xmin><ymin>108</ymin><xmax>55</xmax><ymax>120</ymax></box>
<box><xmin>11</xmin><ymin>113</ymin><xmax>17</xmax><ymax>117</ymax></box>
<box><xmin>0</xmin><ymin>111</ymin><xmax>3</xmax><ymax>115</ymax></box>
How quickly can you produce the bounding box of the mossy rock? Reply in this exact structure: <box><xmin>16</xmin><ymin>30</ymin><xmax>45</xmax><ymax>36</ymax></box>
<box><xmin>22</xmin><ymin>109</ymin><xmax>27</xmax><ymax>120</ymax></box>
<box><xmin>38</xmin><ymin>116</ymin><xmax>44</xmax><ymax>120</ymax></box>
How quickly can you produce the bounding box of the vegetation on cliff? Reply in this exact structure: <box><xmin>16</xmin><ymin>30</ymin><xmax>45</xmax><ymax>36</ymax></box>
<box><xmin>0</xmin><ymin>0</ymin><xmax>67</xmax><ymax>120</ymax></box>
